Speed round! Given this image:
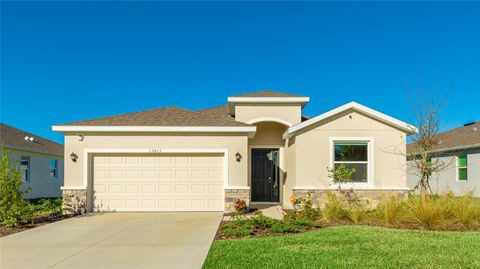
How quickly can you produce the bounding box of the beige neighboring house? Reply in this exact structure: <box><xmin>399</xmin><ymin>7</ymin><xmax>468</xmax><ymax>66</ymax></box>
<box><xmin>52</xmin><ymin>90</ymin><xmax>417</xmax><ymax>213</ymax></box>
<box><xmin>1</xmin><ymin>123</ymin><xmax>64</xmax><ymax>199</ymax></box>
<box><xmin>407</xmin><ymin>122</ymin><xmax>480</xmax><ymax>197</ymax></box>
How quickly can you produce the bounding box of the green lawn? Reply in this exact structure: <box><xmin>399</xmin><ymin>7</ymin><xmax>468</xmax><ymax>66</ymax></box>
<box><xmin>203</xmin><ymin>226</ymin><xmax>480</xmax><ymax>269</ymax></box>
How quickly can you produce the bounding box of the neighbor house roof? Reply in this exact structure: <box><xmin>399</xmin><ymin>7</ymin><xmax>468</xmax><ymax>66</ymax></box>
<box><xmin>1</xmin><ymin>123</ymin><xmax>64</xmax><ymax>156</ymax></box>
<box><xmin>283</xmin><ymin>101</ymin><xmax>418</xmax><ymax>139</ymax></box>
<box><xmin>407</xmin><ymin>122</ymin><xmax>480</xmax><ymax>154</ymax></box>
<box><xmin>231</xmin><ymin>90</ymin><xmax>306</xmax><ymax>98</ymax></box>
<box><xmin>52</xmin><ymin>106</ymin><xmax>256</xmax><ymax>134</ymax></box>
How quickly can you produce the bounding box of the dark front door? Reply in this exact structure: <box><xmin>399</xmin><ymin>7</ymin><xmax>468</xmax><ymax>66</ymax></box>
<box><xmin>251</xmin><ymin>148</ymin><xmax>280</xmax><ymax>202</ymax></box>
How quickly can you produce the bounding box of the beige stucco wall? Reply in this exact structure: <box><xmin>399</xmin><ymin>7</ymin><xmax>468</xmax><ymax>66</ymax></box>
<box><xmin>234</xmin><ymin>104</ymin><xmax>302</xmax><ymax>126</ymax></box>
<box><xmin>63</xmin><ymin>132</ymin><xmax>249</xmax><ymax>189</ymax></box>
<box><xmin>249</xmin><ymin>122</ymin><xmax>288</xmax><ymax>146</ymax></box>
<box><xmin>7</xmin><ymin>148</ymin><xmax>64</xmax><ymax>199</ymax></box>
<box><xmin>289</xmin><ymin>109</ymin><xmax>408</xmax><ymax>190</ymax></box>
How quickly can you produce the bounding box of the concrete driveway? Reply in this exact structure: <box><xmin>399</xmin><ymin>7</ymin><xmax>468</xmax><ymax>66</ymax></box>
<box><xmin>0</xmin><ymin>212</ymin><xmax>222</xmax><ymax>269</ymax></box>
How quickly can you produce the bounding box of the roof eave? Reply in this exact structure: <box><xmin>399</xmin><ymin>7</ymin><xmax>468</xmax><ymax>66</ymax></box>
<box><xmin>52</xmin><ymin>125</ymin><xmax>257</xmax><ymax>138</ymax></box>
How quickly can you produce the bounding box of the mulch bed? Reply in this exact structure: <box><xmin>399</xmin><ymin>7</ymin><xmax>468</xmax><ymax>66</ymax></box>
<box><xmin>215</xmin><ymin>212</ymin><xmax>478</xmax><ymax>240</ymax></box>
<box><xmin>214</xmin><ymin>220</ymin><xmax>321</xmax><ymax>240</ymax></box>
<box><xmin>0</xmin><ymin>213</ymin><xmax>73</xmax><ymax>237</ymax></box>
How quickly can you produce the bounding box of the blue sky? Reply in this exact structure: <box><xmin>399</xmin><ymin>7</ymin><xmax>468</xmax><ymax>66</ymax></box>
<box><xmin>1</xmin><ymin>1</ymin><xmax>479</xmax><ymax>144</ymax></box>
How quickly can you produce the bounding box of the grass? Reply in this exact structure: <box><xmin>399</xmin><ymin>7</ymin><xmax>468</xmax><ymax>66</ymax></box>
<box><xmin>203</xmin><ymin>226</ymin><xmax>480</xmax><ymax>269</ymax></box>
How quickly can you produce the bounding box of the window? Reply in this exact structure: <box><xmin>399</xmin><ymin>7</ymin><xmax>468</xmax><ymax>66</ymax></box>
<box><xmin>457</xmin><ymin>155</ymin><xmax>468</xmax><ymax>181</ymax></box>
<box><xmin>50</xmin><ymin>159</ymin><xmax>58</xmax><ymax>178</ymax></box>
<box><xmin>333</xmin><ymin>141</ymin><xmax>369</xmax><ymax>183</ymax></box>
<box><xmin>20</xmin><ymin>156</ymin><xmax>30</xmax><ymax>182</ymax></box>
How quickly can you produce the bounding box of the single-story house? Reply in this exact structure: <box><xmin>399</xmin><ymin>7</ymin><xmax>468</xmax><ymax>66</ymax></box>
<box><xmin>1</xmin><ymin>123</ymin><xmax>64</xmax><ymax>199</ymax></box>
<box><xmin>52</xmin><ymin>91</ymin><xmax>416</xmax><ymax>213</ymax></box>
<box><xmin>407</xmin><ymin>122</ymin><xmax>479</xmax><ymax>197</ymax></box>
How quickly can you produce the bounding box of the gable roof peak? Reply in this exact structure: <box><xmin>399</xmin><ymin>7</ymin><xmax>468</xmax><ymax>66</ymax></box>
<box><xmin>283</xmin><ymin>101</ymin><xmax>417</xmax><ymax>139</ymax></box>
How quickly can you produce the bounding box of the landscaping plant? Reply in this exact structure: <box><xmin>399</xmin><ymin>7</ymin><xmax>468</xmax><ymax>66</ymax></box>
<box><xmin>327</xmin><ymin>163</ymin><xmax>355</xmax><ymax>190</ymax></box>
<box><xmin>376</xmin><ymin>195</ymin><xmax>405</xmax><ymax>226</ymax></box>
<box><xmin>345</xmin><ymin>203</ymin><xmax>366</xmax><ymax>224</ymax></box>
<box><xmin>405</xmin><ymin>194</ymin><xmax>447</xmax><ymax>230</ymax></box>
<box><xmin>446</xmin><ymin>194</ymin><xmax>479</xmax><ymax>229</ymax></box>
<box><xmin>322</xmin><ymin>192</ymin><xmax>344</xmax><ymax>223</ymax></box>
<box><xmin>0</xmin><ymin>148</ymin><xmax>34</xmax><ymax>227</ymax></box>
<box><xmin>234</xmin><ymin>199</ymin><xmax>247</xmax><ymax>213</ymax></box>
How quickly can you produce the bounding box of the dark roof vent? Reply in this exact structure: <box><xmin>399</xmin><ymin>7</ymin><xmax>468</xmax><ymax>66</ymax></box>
<box><xmin>464</xmin><ymin>122</ymin><xmax>476</xmax><ymax>126</ymax></box>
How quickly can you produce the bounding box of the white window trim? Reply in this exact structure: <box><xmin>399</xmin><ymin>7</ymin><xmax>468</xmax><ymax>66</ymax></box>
<box><xmin>455</xmin><ymin>154</ymin><xmax>468</xmax><ymax>182</ymax></box>
<box><xmin>329</xmin><ymin>137</ymin><xmax>374</xmax><ymax>188</ymax></box>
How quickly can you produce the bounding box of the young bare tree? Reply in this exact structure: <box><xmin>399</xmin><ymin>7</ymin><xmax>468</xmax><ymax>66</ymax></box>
<box><xmin>406</xmin><ymin>89</ymin><xmax>453</xmax><ymax>197</ymax></box>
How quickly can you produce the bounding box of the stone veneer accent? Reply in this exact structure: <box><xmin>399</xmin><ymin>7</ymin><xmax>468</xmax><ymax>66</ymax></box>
<box><xmin>225</xmin><ymin>189</ymin><xmax>250</xmax><ymax>212</ymax></box>
<box><xmin>62</xmin><ymin>189</ymin><xmax>88</xmax><ymax>214</ymax></box>
<box><xmin>292</xmin><ymin>189</ymin><xmax>409</xmax><ymax>209</ymax></box>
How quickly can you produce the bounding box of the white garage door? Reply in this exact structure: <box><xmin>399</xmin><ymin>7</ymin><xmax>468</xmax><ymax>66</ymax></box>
<box><xmin>93</xmin><ymin>153</ymin><xmax>224</xmax><ymax>211</ymax></box>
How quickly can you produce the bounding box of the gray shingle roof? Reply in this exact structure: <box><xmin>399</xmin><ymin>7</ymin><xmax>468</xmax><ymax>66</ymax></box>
<box><xmin>407</xmin><ymin>122</ymin><xmax>480</xmax><ymax>153</ymax></box>
<box><xmin>58</xmin><ymin>106</ymin><xmax>252</xmax><ymax>127</ymax></box>
<box><xmin>0</xmin><ymin>123</ymin><xmax>64</xmax><ymax>156</ymax></box>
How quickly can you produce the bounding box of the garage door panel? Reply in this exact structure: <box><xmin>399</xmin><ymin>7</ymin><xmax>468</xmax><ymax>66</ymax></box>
<box><xmin>93</xmin><ymin>154</ymin><xmax>224</xmax><ymax>211</ymax></box>
<box><xmin>157</xmin><ymin>184</ymin><xmax>173</xmax><ymax>193</ymax></box>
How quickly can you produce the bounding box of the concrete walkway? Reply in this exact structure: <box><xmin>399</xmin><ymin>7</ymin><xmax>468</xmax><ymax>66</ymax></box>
<box><xmin>0</xmin><ymin>212</ymin><xmax>222</xmax><ymax>269</ymax></box>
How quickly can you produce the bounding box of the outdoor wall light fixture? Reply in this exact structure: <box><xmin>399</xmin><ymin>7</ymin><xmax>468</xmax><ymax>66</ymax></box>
<box><xmin>235</xmin><ymin>152</ymin><xmax>242</xmax><ymax>162</ymax></box>
<box><xmin>78</xmin><ymin>135</ymin><xmax>84</xmax><ymax>141</ymax></box>
<box><xmin>70</xmin><ymin>152</ymin><xmax>78</xmax><ymax>162</ymax></box>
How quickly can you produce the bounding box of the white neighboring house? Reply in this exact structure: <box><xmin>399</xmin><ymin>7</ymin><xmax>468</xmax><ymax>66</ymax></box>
<box><xmin>407</xmin><ymin>122</ymin><xmax>480</xmax><ymax>197</ymax></box>
<box><xmin>1</xmin><ymin>123</ymin><xmax>64</xmax><ymax>199</ymax></box>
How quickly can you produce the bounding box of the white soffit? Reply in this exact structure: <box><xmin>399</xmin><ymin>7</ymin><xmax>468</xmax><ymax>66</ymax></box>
<box><xmin>283</xmin><ymin>101</ymin><xmax>418</xmax><ymax>139</ymax></box>
<box><xmin>227</xmin><ymin>97</ymin><xmax>310</xmax><ymax>114</ymax></box>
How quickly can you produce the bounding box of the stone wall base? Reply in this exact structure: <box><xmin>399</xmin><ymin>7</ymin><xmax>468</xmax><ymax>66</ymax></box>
<box><xmin>292</xmin><ymin>189</ymin><xmax>409</xmax><ymax>209</ymax></box>
<box><xmin>62</xmin><ymin>189</ymin><xmax>88</xmax><ymax>214</ymax></box>
<box><xmin>225</xmin><ymin>189</ymin><xmax>250</xmax><ymax>212</ymax></box>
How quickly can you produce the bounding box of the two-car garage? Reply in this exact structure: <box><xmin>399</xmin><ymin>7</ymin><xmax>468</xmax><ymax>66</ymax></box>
<box><xmin>92</xmin><ymin>153</ymin><xmax>225</xmax><ymax>211</ymax></box>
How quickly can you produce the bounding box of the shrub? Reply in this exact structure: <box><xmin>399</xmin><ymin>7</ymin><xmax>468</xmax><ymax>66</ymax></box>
<box><xmin>234</xmin><ymin>199</ymin><xmax>247</xmax><ymax>213</ymax></box>
<box><xmin>222</xmin><ymin>222</ymin><xmax>254</xmax><ymax>237</ymax></box>
<box><xmin>300</xmin><ymin>193</ymin><xmax>321</xmax><ymax>221</ymax></box>
<box><xmin>322</xmin><ymin>192</ymin><xmax>344</xmax><ymax>223</ymax></box>
<box><xmin>271</xmin><ymin>222</ymin><xmax>298</xmax><ymax>233</ymax></box>
<box><xmin>405</xmin><ymin>195</ymin><xmax>447</xmax><ymax>230</ymax></box>
<box><xmin>376</xmin><ymin>196</ymin><xmax>405</xmax><ymax>226</ymax></box>
<box><xmin>28</xmin><ymin>198</ymin><xmax>63</xmax><ymax>215</ymax></box>
<box><xmin>447</xmin><ymin>194</ymin><xmax>479</xmax><ymax>229</ymax></box>
<box><xmin>248</xmin><ymin>214</ymin><xmax>278</xmax><ymax>230</ymax></box>
<box><xmin>346</xmin><ymin>203</ymin><xmax>366</xmax><ymax>224</ymax></box>
<box><xmin>0</xmin><ymin>148</ymin><xmax>35</xmax><ymax>227</ymax></box>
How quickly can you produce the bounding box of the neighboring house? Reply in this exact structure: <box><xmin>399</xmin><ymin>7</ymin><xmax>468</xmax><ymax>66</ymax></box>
<box><xmin>407</xmin><ymin>122</ymin><xmax>480</xmax><ymax>197</ymax></box>
<box><xmin>1</xmin><ymin>123</ymin><xmax>64</xmax><ymax>199</ymax></box>
<box><xmin>52</xmin><ymin>90</ymin><xmax>416</xmax><ymax>213</ymax></box>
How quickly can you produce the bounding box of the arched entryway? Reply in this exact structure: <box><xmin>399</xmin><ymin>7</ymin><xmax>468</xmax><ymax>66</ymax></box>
<box><xmin>248</xmin><ymin>121</ymin><xmax>289</xmax><ymax>203</ymax></box>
